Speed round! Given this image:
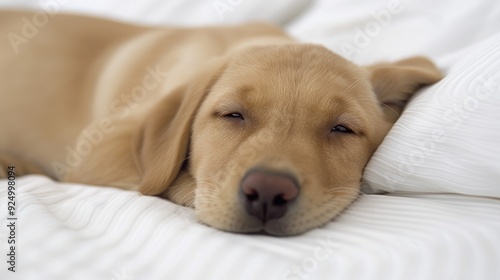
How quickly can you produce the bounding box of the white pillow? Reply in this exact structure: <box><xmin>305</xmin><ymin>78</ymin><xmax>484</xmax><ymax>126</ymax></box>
<box><xmin>363</xmin><ymin>33</ymin><xmax>500</xmax><ymax>198</ymax></box>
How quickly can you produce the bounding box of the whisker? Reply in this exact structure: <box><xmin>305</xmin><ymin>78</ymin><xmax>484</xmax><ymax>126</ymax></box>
<box><xmin>179</xmin><ymin>188</ymin><xmax>197</xmax><ymax>208</ymax></box>
<box><xmin>343</xmin><ymin>68</ymin><xmax>374</xmax><ymax>94</ymax></box>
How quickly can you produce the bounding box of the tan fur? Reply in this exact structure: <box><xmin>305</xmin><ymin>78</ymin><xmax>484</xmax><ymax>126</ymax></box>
<box><xmin>0</xmin><ymin>10</ymin><xmax>442</xmax><ymax>235</ymax></box>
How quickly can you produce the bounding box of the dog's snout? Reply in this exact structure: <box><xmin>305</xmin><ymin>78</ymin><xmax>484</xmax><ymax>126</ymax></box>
<box><xmin>241</xmin><ymin>171</ymin><xmax>299</xmax><ymax>223</ymax></box>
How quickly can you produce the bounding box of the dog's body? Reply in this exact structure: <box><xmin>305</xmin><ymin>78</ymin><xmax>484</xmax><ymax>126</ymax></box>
<box><xmin>0</xmin><ymin>11</ymin><xmax>289</xmax><ymax>183</ymax></box>
<box><xmin>0</xmin><ymin>10</ymin><xmax>442</xmax><ymax>235</ymax></box>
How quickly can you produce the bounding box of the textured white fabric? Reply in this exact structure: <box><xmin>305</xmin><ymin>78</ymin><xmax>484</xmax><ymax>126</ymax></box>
<box><xmin>1</xmin><ymin>0</ymin><xmax>500</xmax><ymax>279</ymax></box>
<box><xmin>1</xmin><ymin>175</ymin><xmax>500</xmax><ymax>280</ymax></box>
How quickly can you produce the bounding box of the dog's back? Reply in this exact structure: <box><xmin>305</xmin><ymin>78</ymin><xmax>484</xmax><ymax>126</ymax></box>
<box><xmin>0</xmin><ymin>11</ymin><xmax>147</xmax><ymax>176</ymax></box>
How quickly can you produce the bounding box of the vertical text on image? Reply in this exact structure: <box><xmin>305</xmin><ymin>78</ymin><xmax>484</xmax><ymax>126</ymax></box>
<box><xmin>6</xmin><ymin>166</ymin><xmax>17</xmax><ymax>272</ymax></box>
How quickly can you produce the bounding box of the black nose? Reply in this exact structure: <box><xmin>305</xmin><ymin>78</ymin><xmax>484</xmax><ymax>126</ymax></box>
<box><xmin>240</xmin><ymin>170</ymin><xmax>299</xmax><ymax>223</ymax></box>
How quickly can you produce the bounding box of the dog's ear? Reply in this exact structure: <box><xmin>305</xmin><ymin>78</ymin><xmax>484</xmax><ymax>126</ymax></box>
<box><xmin>366</xmin><ymin>56</ymin><xmax>442</xmax><ymax>122</ymax></box>
<box><xmin>137</xmin><ymin>60</ymin><xmax>226</xmax><ymax>195</ymax></box>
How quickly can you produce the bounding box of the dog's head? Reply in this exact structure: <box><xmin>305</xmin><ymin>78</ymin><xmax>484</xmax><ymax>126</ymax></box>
<box><xmin>139</xmin><ymin>44</ymin><xmax>441</xmax><ymax>235</ymax></box>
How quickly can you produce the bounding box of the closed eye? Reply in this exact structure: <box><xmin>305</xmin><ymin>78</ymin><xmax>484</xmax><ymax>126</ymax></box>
<box><xmin>331</xmin><ymin>125</ymin><xmax>353</xmax><ymax>133</ymax></box>
<box><xmin>224</xmin><ymin>112</ymin><xmax>244</xmax><ymax>120</ymax></box>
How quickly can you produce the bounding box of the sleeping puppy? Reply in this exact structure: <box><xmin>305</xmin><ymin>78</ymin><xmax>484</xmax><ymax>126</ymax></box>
<box><xmin>0</xmin><ymin>10</ymin><xmax>442</xmax><ymax>235</ymax></box>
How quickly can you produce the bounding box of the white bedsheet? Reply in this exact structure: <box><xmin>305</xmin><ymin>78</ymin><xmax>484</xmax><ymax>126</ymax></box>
<box><xmin>1</xmin><ymin>0</ymin><xmax>500</xmax><ymax>279</ymax></box>
<box><xmin>1</xmin><ymin>175</ymin><xmax>500</xmax><ymax>280</ymax></box>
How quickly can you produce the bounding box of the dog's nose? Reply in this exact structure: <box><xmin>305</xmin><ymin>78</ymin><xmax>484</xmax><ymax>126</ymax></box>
<box><xmin>240</xmin><ymin>170</ymin><xmax>299</xmax><ymax>223</ymax></box>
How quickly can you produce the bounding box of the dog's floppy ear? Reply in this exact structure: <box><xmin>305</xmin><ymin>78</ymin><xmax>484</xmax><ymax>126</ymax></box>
<box><xmin>366</xmin><ymin>56</ymin><xmax>442</xmax><ymax>122</ymax></box>
<box><xmin>137</xmin><ymin>60</ymin><xmax>226</xmax><ymax>195</ymax></box>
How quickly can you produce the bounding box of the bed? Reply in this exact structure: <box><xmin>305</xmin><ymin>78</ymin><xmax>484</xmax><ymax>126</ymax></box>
<box><xmin>1</xmin><ymin>0</ymin><xmax>499</xmax><ymax>279</ymax></box>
